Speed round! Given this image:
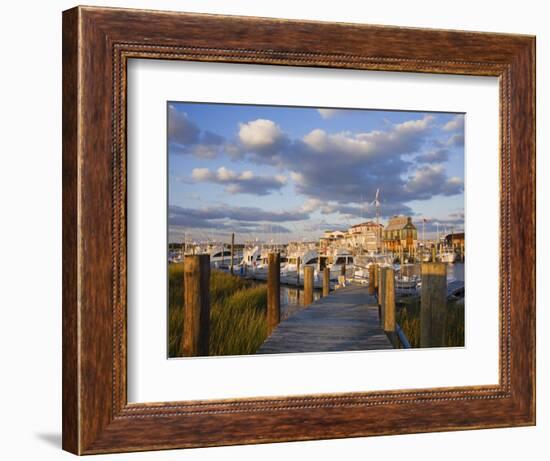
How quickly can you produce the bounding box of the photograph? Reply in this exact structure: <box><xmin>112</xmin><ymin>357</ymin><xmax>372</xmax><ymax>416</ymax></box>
<box><xmin>167</xmin><ymin>102</ymin><xmax>466</xmax><ymax>357</ymax></box>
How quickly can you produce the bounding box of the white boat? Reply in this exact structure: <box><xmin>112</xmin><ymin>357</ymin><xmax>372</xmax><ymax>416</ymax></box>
<box><xmin>207</xmin><ymin>246</ymin><xmax>242</xmax><ymax>269</ymax></box>
<box><xmin>326</xmin><ymin>250</ymin><xmax>355</xmax><ymax>281</ymax></box>
<box><xmin>241</xmin><ymin>245</ymin><xmax>262</xmax><ymax>268</ymax></box>
<box><xmin>438</xmin><ymin>249</ymin><xmax>457</xmax><ymax>263</ymax></box>
<box><xmin>280</xmin><ymin>250</ymin><xmax>319</xmax><ymax>284</ymax></box>
<box><xmin>168</xmin><ymin>249</ymin><xmax>183</xmax><ymax>264</ymax></box>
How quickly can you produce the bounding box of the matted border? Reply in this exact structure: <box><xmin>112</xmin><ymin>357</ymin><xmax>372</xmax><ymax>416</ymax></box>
<box><xmin>62</xmin><ymin>6</ymin><xmax>535</xmax><ymax>454</ymax></box>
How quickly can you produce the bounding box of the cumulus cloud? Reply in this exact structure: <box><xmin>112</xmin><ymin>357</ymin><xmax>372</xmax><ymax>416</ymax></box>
<box><xmin>404</xmin><ymin>164</ymin><xmax>463</xmax><ymax>199</ymax></box>
<box><xmin>276</xmin><ymin>116</ymin><xmax>436</xmax><ymax>210</ymax></box>
<box><xmin>416</xmin><ymin>148</ymin><xmax>449</xmax><ymax>164</ymax></box>
<box><xmin>447</xmin><ymin>133</ymin><xmax>465</xmax><ymax>147</ymax></box>
<box><xmin>302</xmin><ymin>115</ymin><xmax>434</xmax><ymax>158</ymax></box>
<box><xmin>168</xmin><ymin>105</ymin><xmax>226</xmax><ymax>158</ymax></box>
<box><xmin>191</xmin><ymin>167</ymin><xmax>287</xmax><ymax>196</ymax></box>
<box><xmin>238</xmin><ymin>119</ymin><xmax>285</xmax><ymax>151</ymax></box>
<box><xmin>443</xmin><ymin>114</ymin><xmax>465</xmax><ymax>132</ymax></box>
<box><xmin>168</xmin><ymin>107</ymin><xmax>200</xmax><ymax>145</ymax></box>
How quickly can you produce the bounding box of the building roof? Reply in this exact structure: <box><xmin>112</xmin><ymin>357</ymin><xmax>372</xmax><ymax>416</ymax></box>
<box><xmin>384</xmin><ymin>216</ymin><xmax>416</xmax><ymax>231</ymax></box>
<box><xmin>350</xmin><ymin>221</ymin><xmax>382</xmax><ymax>228</ymax></box>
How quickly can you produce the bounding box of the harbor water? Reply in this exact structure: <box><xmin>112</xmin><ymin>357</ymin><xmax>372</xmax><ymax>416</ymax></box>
<box><xmin>280</xmin><ymin>285</ymin><xmax>322</xmax><ymax>320</ymax></box>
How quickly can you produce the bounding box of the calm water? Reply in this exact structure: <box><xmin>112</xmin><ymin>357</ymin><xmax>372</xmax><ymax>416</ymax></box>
<box><xmin>447</xmin><ymin>263</ymin><xmax>465</xmax><ymax>282</ymax></box>
<box><xmin>280</xmin><ymin>285</ymin><xmax>322</xmax><ymax>319</ymax></box>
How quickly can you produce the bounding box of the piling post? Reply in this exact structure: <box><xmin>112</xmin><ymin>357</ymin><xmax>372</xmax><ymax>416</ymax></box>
<box><xmin>267</xmin><ymin>253</ymin><xmax>281</xmax><ymax>335</ymax></box>
<box><xmin>431</xmin><ymin>245</ymin><xmax>437</xmax><ymax>262</ymax></box>
<box><xmin>373</xmin><ymin>263</ymin><xmax>379</xmax><ymax>291</ymax></box>
<box><xmin>183</xmin><ymin>254</ymin><xmax>211</xmax><ymax>356</ymax></box>
<box><xmin>420</xmin><ymin>262</ymin><xmax>448</xmax><ymax>347</ymax></box>
<box><xmin>378</xmin><ymin>267</ymin><xmax>386</xmax><ymax>325</ymax></box>
<box><xmin>339</xmin><ymin>263</ymin><xmax>346</xmax><ymax>287</ymax></box>
<box><xmin>304</xmin><ymin>266</ymin><xmax>314</xmax><ymax>305</ymax></box>
<box><xmin>230</xmin><ymin>232</ymin><xmax>235</xmax><ymax>275</ymax></box>
<box><xmin>368</xmin><ymin>264</ymin><xmax>376</xmax><ymax>295</ymax></box>
<box><xmin>322</xmin><ymin>266</ymin><xmax>330</xmax><ymax>297</ymax></box>
<box><xmin>383</xmin><ymin>267</ymin><xmax>396</xmax><ymax>333</ymax></box>
<box><xmin>296</xmin><ymin>256</ymin><xmax>301</xmax><ymax>286</ymax></box>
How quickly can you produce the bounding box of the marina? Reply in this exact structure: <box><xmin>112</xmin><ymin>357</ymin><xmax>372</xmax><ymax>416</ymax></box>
<box><xmin>175</xmin><ymin>248</ymin><xmax>463</xmax><ymax>357</ymax></box>
<box><xmin>169</xmin><ymin>204</ymin><xmax>465</xmax><ymax>301</ymax></box>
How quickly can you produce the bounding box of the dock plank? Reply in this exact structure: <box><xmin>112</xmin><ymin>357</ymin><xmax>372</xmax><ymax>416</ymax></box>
<box><xmin>257</xmin><ymin>285</ymin><xmax>394</xmax><ymax>354</ymax></box>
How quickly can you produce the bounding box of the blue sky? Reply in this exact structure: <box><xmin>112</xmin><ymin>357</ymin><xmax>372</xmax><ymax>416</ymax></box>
<box><xmin>168</xmin><ymin>102</ymin><xmax>465</xmax><ymax>243</ymax></box>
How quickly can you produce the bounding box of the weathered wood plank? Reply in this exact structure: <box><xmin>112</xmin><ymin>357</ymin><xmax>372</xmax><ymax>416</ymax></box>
<box><xmin>257</xmin><ymin>285</ymin><xmax>393</xmax><ymax>354</ymax></box>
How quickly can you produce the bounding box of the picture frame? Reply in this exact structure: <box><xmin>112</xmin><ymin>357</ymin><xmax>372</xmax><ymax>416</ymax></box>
<box><xmin>62</xmin><ymin>5</ymin><xmax>535</xmax><ymax>455</ymax></box>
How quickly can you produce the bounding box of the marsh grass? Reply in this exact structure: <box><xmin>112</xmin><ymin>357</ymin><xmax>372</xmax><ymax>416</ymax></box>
<box><xmin>396</xmin><ymin>297</ymin><xmax>465</xmax><ymax>348</ymax></box>
<box><xmin>168</xmin><ymin>263</ymin><xmax>268</xmax><ymax>357</ymax></box>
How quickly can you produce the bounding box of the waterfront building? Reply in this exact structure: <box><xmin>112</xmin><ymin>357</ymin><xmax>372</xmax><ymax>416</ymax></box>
<box><xmin>444</xmin><ymin>231</ymin><xmax>465</xmax><ymax>248</ymax></box>
<box><xmin>319</xmin><ymin>230</ymin><xmax>346</xmax><ymax>255</ymax></box>
<box><xmin>344</xmin><ymin>221</ymin><xmax>383</xmax><ymax>253</ymax></box>
<box><xmin>383</xmin><ymin>216</ymin><xmax>418</xmax><ymax>253</ymax></box>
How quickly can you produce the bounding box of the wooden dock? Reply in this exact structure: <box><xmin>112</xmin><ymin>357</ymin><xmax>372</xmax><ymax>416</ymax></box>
<box><xmin>257</xmin><ymin>285</ymin><xmax>394</xmax><ymax>354</ymax></box>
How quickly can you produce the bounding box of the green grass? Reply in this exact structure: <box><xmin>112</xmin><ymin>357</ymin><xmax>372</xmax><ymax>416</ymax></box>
<box><xmin>168</xmin><ymin>264</ymin><xmax>268</xmax><ymax>357</ymax></box>
<box><xmin>396</xmin><ymin>297</ymin><xmax>464</xmax><ymax>348</ymax></box>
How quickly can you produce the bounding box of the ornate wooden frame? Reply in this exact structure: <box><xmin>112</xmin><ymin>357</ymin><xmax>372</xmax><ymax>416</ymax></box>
<box><xmin>62</xmin><ymin>6</ymin><xmax>536</xmax><ymax>455</ymax></box>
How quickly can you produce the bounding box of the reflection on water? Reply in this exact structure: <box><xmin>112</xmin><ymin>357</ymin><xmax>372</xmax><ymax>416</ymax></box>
<box><xmin>280</xmin><ymin>285</ymin><xmax>322</xmax><ymax>320</ymax></box>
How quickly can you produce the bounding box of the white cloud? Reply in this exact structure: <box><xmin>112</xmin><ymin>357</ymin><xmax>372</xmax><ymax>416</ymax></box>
<box><xmin>168</xmin><ymin>106</ymin><xmax>226</xmax><ymax>158</ymax></box>
<box><xmin>238</xmin><ymin>119</ymin><xmax>284</xmax><ymax>150</ymax></box>
<box><xmin>395</xmin><ymin>115</ymin><xmax>434</xmax><ymax>134</ymax></box>
<box><xmin>302</xmin><ymin>115</ymin><xmax>433</xmax><ymax>158</ymax></box>
<box><xmin>216</xmin><ymin>166</ymin><xmax>237</xmax><ymax>181</ymax></box>
<box><xmin>190</xmin><ymin>167</ymin><xmax>287</xmax><ymax>196</ymax></box>
<box><xmin>443</xmin><ymin>114</ymin><xmax>465</xmax><ymax>132</ymax></box>
<box><xmin>191</xmin><ymin>168</ymin><xmax>214</xmax><ymax>181</ymax></box>
<box><xmin>405</xmin><ymin>164</ymin><xmax>463</xmax><ymax>198</ymax></box>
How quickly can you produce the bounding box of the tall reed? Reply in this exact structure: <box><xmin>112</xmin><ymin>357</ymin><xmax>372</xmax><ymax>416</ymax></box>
<box><xmin>168</xmin><ymin>263</ymin><xmax>268</xmax><ymax>357</ymax></box>
<box><xmin>396</xmin><ymin>297</ymin><xmax>465</xmax><ymax>348</ymax></box>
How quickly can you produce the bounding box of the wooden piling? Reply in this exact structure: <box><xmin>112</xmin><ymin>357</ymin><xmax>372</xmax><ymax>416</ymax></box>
<box><xmin>336</xmin><ymin>263</ymin><xmax>346</xmax><ymax>289</ymax></box>
<box><xmin>373</xmin><ymin>264</ymin><xmax>379</xmax><ymax>290</ymax></box>
<box><xmin>420</xmin><ymin>262</ymin><xmax>448</xmax><ymax>347</ymax></box>
<box><xmin>368</xmin><ymin>264</ymin><xmax>376</xmax><ymax>295</ymax></box>
<box><xmin>322</xmin><ymin>266</ymin><xmax>330</xmax><ymax>297</ymax></box>
<box><xmin>230</xmin><ymin>232</ymin><xmax>235</xmax><ymax>275</ymax></box>
<box><xmin>183</xmin><ymin>254</ymin><xmax>211</xmax><ymax>357</ymax></box>
<box><xmin>431</xmin><ymin>245</ymin><xmax>437</xmax><ymax>262</ymax></box>
<box><xmin>267</xmin><ymin>253</ymin><xmax>281</xmax><ymax>335</ymax></box>
<box><xmin>383</xmin><ymin>267</ymin><xmax>396</xmax><ymax>333</ymax></box>
<box><xmin>378</xmin><ymin>267</ymin><xmax>386</xmax><ymax>325</ymax></box>
<box><xmin>296</xmin><ymin>256</ymin><xmax>301</xmax><ymax>285</ymax></box>
<box><xmin>304</xmin><ymin>266</ymin><xmax>314</xmax><ymax>305</ymax></box>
